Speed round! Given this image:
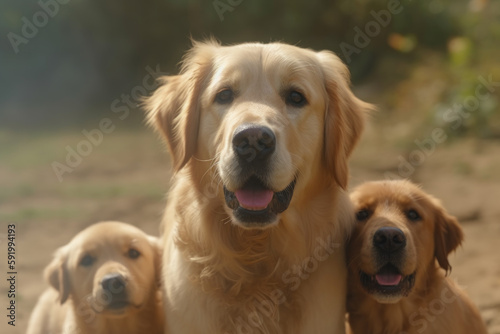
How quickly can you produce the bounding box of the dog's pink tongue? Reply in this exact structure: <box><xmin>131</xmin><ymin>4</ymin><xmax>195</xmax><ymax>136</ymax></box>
<box><xmin>375</xmin><ymin>273</ymin><xmax>402</xmax><ymax>286</ymax></box>
<box><xmin>235</xmin><ymin>189</ymin><xmax>274</xmax><ymax>210</ymax></box>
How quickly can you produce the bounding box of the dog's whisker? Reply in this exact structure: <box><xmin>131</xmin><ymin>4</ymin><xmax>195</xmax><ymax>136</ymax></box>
<box><xmin>200</xmin><ymin>153</ymin><xmax>223</xmax><ymax>188</ymax></box>
<box><xmin>192</xmin><ymin>156</ymin><xmax>218</xmax><ymax>163</ymax></box>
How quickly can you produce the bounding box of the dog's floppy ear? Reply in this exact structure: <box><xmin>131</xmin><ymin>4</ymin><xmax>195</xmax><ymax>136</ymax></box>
<box><xmin>433</xmin><ymin>202</ymin><xmax>464</xmax><ymax>274</ymax></box>
<box><xmin>147</xmin><ymin>235</ymin><xmax>163</xmax><ymax>287</ymax></box>
<box><xmin>144</xmin><ymin>41</ymin><xmax>215</xmax><ymax>172</ymax></box>
<box><xmin>44</xmin><ymin>247</ymin><xmax>71</xmax><ymax>304</ymax></box>
<box><xmin>317</xmin><ymin>51</ymin><xmax>374</xmax><ymax>189</ymax></box>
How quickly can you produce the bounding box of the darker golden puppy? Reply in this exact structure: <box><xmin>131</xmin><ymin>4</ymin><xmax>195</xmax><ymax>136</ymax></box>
<box><xmin>146</xmin><ymin>40</ymin><xmax>372</xmax><ymax>334</ymax></box>
<box><xmin>346</xmin><ymin>180</ymin><xmax>487</xmax><ymax>334</ymax></box>
<box><xmin>27</xmin><ymin>221</ymin><xmax>164</xmax><ymax>334</ymax></box>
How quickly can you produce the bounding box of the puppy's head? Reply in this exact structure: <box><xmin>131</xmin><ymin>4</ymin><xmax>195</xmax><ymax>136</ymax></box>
<box><xmin>44</xmin><ymin>222</ymin><xmax>162</xmax><ymax>318</ymax></box>
<box><xmin>347</xmin><ymin>180</ymin><xmax>463</xmax><ymax>304</ymax></box>
<box><xmin>146</xmin><ymin>40</ymin><xmax>372</xmax><ymax>229</ymax></box>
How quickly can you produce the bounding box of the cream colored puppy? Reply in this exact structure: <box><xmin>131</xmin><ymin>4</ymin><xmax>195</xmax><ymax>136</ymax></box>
<box><xmin>27</xmin><ymin>221</ymin><xmax>164</xmax><ymax>334</ymax></box>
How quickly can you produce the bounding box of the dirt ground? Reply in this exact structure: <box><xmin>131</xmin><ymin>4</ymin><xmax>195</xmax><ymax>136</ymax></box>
<box><xmin>0</xmin><ymin>121</ymin><xmax>499</xmax><ymax>333</ymax></box>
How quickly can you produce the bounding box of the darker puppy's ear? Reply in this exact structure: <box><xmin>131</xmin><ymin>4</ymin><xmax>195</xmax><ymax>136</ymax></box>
<box><xmin>434</xmin><ymin>204</ymin><xmax>464</xmax><ymax>274</ymax></box>
<box><xmin>144</xmin><ymin>41</ymin><xmax>216</xmax><ymax>172</ymax></box>
<box><xmin>317</xmin><ymin>51</ymin><xmax>374</xmax><ymax>189</ymax></box>
<box><xmin>44</xmin><ymin>247</ymin><xmax>71</xmax><ymax>304</ymax></box>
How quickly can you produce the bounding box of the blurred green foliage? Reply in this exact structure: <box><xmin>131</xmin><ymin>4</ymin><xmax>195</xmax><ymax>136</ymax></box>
<box><xmin>0</xmin><ymin>0</ymin><xmax>498</xmax><ymax>137</ymax></box>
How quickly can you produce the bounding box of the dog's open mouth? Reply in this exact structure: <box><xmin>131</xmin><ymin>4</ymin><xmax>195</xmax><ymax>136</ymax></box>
<box><xmin>223</xmin><ymin>176</ymin><xmax>296</xmax><ymax>226</ymax></box>
<box><xmin>360</xmin><ymin>264</ymin><xmax>416</xmax><ymax>297</ymax></box>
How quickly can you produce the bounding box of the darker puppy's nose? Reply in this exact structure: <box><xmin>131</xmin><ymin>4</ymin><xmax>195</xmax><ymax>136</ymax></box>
<box><xmin>101</xmin><ymin>273</ymin><xmax>127</xmax><ymax>294</ymax></box>
<box><xmin>373</xmin><ymin>227</ymin><xmax>406</xmax><ymax>253</ymax></box>
<box><xmin>232</xmin><ymin>125</ymin><xmax>276</xmax><ymax>163</ymax></box>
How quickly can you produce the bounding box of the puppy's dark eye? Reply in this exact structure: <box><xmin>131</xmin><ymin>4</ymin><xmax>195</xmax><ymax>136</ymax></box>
<box><xmin>285</xmin><ymin>90</ymin><xmax>307</xmax><ymax>107</ymax></box>
<box><xmin>128</xmin><ymin>248</ymin><xmax>141</xmax><ymax>259</ymax></box>
<box><xmin>356</xmin><ymin>209</ymin><xmax>371</xmax><ymax>221</ymax></box>
<box><xmin>79</xmin><ymin>254</ymin><xmax>95</xmax><ymax>267</ymax></box>
<box><xmin>215</xmin><ymin>89</ymin><xmax>234</xmax><ymax>104</ymax></box>
<box><xmin>406</xmin><ymin>209</ymin><xmax>421</xmax><ymax>221</ymax></box>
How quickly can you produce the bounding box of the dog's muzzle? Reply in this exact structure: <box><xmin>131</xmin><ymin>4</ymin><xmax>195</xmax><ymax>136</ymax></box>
<box><xmin>223</xmin><ymin>124</ymin><xmax>296</xmax><ymax>227</ymax></box>
<box><xmin>101</xmin><ymin>273</ymin><xmax>129</xmax><ymax>310</ymax></box>
<box><xmin>359</xmin><ymin>227</ymin><xmax>416</xmax><ymax>299</ymax></box>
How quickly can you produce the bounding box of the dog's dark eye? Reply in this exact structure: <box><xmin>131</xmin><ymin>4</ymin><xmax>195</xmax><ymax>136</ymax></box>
<box><xmin>128</xmin><ymin>248</ymin><xmax>141</xmax><ymax>259</ymax></box>
<box><xmin>79</xmin><ymin>254</ymin><xmax>95</xmax><ymax>267</ymax></box>
<box><xmin>215</xmin><ymin>89</ymin><xmax>234</xmax><ymax>104</ymax></box>
<box><xmin>406</xmin><ymin>209</ymin><xmax>421</xmax><ymax>221</ymax></box>
<box><xmin>285</xmin><ymin>90</ymin><xmax>307</xmax><ymax>107</ymax></box>
<box><xmin>356</xmin><ymin>209</ymin><xmax>371</xmax><ymax>221</ymax></box>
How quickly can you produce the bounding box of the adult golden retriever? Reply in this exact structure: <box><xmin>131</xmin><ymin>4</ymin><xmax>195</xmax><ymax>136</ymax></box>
<box><xmin>27</xmin><ymin>221</ymin><xmax>164</xmax><ymax>334</ymax></box>
<box><xmin>346</xmin><ymin>180</ymin><xmax>487</xmax><ymax>334</ymax></box>
<box><xmin>146</xmin><ymin>40</ymin><xmax>372</xmax><ymax>334</ymax></box>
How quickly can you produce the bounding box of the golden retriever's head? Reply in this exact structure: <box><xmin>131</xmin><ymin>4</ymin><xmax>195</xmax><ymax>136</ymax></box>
<box><xmin>146</xmin><ymin>40</ymin><xmax>372</xmax><ymax>229</ymax></box>
<box><xmin>347</xmin><ymin>180</ymin><xmax>463</xmax><ymax>304</ymax></box>
<box><xmin>44</xmin><ymin>222</ymin><xmax>162</xmax><ymax>318</ymax></box>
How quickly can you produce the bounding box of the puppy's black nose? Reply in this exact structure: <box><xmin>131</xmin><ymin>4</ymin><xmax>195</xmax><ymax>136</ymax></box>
<box><xmin>101</xmin><ymin>273</ymin><xmax>127</xmax><ymax>294</ymax></box>
<box><xmin>232</xmin><ymin>124</ymin><xmax>276</xmax><ymax>163</ymax></box>
<box><xmin>373</xmin><ymin>227</ymin><xmax>406</xmax><ymax>253</ymax></box>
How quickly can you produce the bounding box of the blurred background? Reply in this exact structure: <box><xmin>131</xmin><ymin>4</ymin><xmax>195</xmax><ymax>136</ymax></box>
<box><xmin>0</xmin><ymin>0</ymin><xmax>499</xmax><ymax>333</ymax></box>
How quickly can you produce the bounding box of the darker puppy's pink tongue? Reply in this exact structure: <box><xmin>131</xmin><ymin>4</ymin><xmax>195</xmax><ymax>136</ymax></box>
<box><xmin>235</xmin><ymin>189</ymin><xmax>274</xmax><ymax>210</ymax></box>
<box><xmin>375</xmin><ymin>273</ymin><xmax>402</xmax><ymax>286</ymax></box>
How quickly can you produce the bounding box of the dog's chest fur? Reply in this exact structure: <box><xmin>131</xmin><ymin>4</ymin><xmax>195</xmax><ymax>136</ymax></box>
<box><xmin>162</xmin><ymin>181</ymin><xmax>349</xmax><ymax>334</ymax></box>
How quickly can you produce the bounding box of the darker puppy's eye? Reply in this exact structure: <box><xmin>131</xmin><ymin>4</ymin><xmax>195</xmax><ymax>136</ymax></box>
<box><xmin>79</xmin><ymin>254</ymin><xmax>95</xmax><ymax>267</ymax></box>
<box><xmin>285</xmin><ymin>90</ymin><xmax>308</xmax><ymax>107</ymax></box>
<box><xmin>128</xmin><ymin>248</ymin><xmax>141</xmax><ymax>259</ymax></box>
<box><xmin>406</xmin><ymin>209</ymin><xmax>421</xmax><ymax>221</ymax></box>
<box><xmin>356</xmin><ymin>209</ymin><xmax>371</xmax><ymax>221</ymax></box>
<box><xmin>214</xmin><ymin>89</ymin><xmax>234</xmax><ymax>104</ymax></box>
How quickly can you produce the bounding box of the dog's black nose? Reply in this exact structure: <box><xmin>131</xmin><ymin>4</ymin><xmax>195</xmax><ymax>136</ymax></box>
<box><xmin>373</xmin><ymin>227</ymin><xmax>406</xmax><ymax>253</ymax></box>
<box><xmin>101</xmin><ymin>273</ymin><xmax>127</xmax><ymax>294</ymax></box>
<box><xmin>232</xmin><ymin>125</ymin><xmax>276</xmax><ymax>162</ymax></box>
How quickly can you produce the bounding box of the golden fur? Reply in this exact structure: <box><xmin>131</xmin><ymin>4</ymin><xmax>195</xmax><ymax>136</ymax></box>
<box><xmin>346</xmin><ymin>180</ymin><xmax>487</xmax><ymax>334</ymax></box>
<box><xmin>26</xmin><ymin>222</ymin><xmax>164</xmax><ymax>334</ymax></box>
<box><xmin>145</xmin><ymin>40</ymin><xmax>372</xmax><ymax>333</ymax></box>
